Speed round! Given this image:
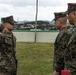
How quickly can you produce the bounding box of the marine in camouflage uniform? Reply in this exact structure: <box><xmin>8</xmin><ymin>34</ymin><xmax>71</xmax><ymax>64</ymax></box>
<box><xmin>0</xmin><ymin>16</ymin><xmax>17</xmax><ymax>75</ymax></box>
<box><xmin>53</xmin><ymin>12</ymin><xmax>73</xmax><ymax>75</ymax></box>
<box><xmin>64</xmin><ymin>3</ymin><xmax>76</xmax><ymax>75</ymax></box>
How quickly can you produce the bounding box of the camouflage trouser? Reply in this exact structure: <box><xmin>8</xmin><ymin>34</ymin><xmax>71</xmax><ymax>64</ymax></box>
<box><xmin>0</xmin><ymin>68</ymin><xmax>17</xmax><ymax>75</ymax></box>
<box><xmin>0</xmin><ymin>71</ymin><xmax>17</xmax><ymax>75</ymax></box>
<box><xmin>0</xmin><ymin>60</ymin><xmax>17</xmax><ymax>75</ymax></box>
<box><xmin>0</xmin><ymin>73</ymin><xmax>6</xmax><ymax>75</ymax></box>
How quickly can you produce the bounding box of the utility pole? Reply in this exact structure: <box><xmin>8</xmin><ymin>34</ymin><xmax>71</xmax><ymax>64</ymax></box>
<box><xmin>35</xmin><ymin>0</ymin><xmax>38</xmax><ymax>42</ymax></box>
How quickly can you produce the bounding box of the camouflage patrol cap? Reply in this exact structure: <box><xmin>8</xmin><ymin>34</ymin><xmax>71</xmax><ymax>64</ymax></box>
<box><xmin>54</xmin><ymin>12</ymin><xmax>67</xmax><ymax>21</ymax></box>
<box><xmin>66</xmin><ymin>3</ymin><xmax>76</xmax><ymax>14</ymax></box>
<box><xmin>1</xmin><ymin>15</ymin><xmax>15</xmax><ymax>25</ymax></box>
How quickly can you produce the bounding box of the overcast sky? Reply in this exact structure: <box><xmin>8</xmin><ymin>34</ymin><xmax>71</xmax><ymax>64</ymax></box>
<box><xmin>0</xmin><ymin>0</ymin><xmax>76</xmax><ymax>21</ymax></box>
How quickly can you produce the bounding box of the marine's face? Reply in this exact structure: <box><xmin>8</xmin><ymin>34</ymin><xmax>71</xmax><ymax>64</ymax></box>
<box><xmin>3</xmin><ymin>22</ymin><xmax>15</xmax><ymax>31</ymax></box>
<box><xmin>55</xmin><ymin>18</ymin><xmax>61</xmax><ymax>30</ymax></box>
<box><xmin>7</xmin><ymin>23</ymin><xmax>15</xmax><ymax>31</ymax></box>
<box><xmin>68</xmin><ymin>12</ymin><xmax>75</xmax><ymax>25</ymax></box>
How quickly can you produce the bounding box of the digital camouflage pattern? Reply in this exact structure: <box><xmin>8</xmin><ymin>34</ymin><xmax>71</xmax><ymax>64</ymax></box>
<box><xmin>1</xmin><ymin>16</ymin><xmax>15</xmax><ymax>25</ymax></box>
<box><xmin>64</xmin><ymin>3</ymin><xmax>76</xmax><ymax>75</ymax></box>
<box><xmin>0</xmin><ymin>29</ymin><xmax>17</xmax><ymax>75</ymax></box>
<box><xmin>54</xmin><ymin>12</ymin><xmax>66</xmax><ymax>21</ymax></box>
<box><xmin>67</xmin><ymin>3</ymin><xmax>76</xmax><ymax>15</ymax></box>
<box><xmin>53</xmin><ymin>25</ymin><xmax>73</xmax><ymax>73</ymax></box>
<box><xmin>0</xmin><ymin>25</ymin><xmax>4</xmax><ymax>32</ymax></box>
<box><xmin>65</xmin><ymin>26</ymin><xmax>76</xmax><ymax>75</ymax></box>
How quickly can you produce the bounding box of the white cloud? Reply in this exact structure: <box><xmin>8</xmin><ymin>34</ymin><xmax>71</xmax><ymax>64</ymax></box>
<box><xmin>0</xmin><ymin>0</ymin><xmax>75</xmax><ymax>7</ymax></box>
<box><xmin>0</xmin><ymin>3</ymin><xmax>36</xmax><ymax>21</ymax></box>
<box><xmin>37</xmin><ymin>6</ymin><xmax>67</xmax><ymax>21</ymax></box>
<box><xmin>0</xmin><ymin>0</ymin><xmax>36</xmax><ymax>6</ymax></box>
<box><xmin>0</xmin><ymin>0</ymin><xmax>76</xmax><ymax>21</ymax></box>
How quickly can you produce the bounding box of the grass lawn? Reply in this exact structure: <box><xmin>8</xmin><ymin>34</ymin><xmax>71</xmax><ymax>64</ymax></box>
<box><xmin>16</xmin><ymin>42</ymin><xmax>54</xmax><ymax>75</ymax></box>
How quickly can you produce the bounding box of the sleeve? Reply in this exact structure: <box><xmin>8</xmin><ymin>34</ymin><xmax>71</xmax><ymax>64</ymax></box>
<box><xmin>53</xmin><ymin>32</ymin><xmax>67</xmax><ymax>72</ymax></box>
<box><xmin>53</xmin><ymin>42</ymin><xmax>65</xmax><ymax>72</ymax></box>
<box><xmin>65</xmin><ymin>34</ymin><xmax>76</xmax><ymax>73</ymax></box>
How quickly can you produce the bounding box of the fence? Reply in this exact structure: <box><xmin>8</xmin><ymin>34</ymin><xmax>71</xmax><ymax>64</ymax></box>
<box><xmin>13</xmin><ymin>30</ymin><xmax>59</xmax><ymax>43</ymax></box>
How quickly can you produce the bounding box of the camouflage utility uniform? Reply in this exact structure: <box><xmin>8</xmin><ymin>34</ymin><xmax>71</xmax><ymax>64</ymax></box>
<box><xmin>65</xmin><ymin>26</ymin><xmax>76</xmax><ymax>75</ymax></box>
<box><xmin>53</xmin><ymin>25</ymin><xmax>73</xmax><ymax>73</ymax></box>
<box><xmin>0</xmin><ymin>29</ymin><xmax>17</xmax><ymax>75</ymax></box>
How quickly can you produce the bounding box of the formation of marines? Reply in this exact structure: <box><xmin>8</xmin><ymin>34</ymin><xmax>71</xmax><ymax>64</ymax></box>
<box><xmin>53</xmin><ymin>3</ymin><xmax>76</xmax><ymax>75</ymax></box>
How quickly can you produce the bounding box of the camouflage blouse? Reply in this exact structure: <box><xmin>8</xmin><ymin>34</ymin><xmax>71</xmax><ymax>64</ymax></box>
<box><xmin>65</xmin><ymin>26</ymin><xmax>76</xmax><ymax>75</ymax></box>
<box><xmin>0</xmin><ymin>29</ymin><xmax>17</xmax><ymax>73</ymax></box>
<box><xmin>53</xmin><ymin>25</ymin><xmax>73</xmax><ymax>72</ymax></box>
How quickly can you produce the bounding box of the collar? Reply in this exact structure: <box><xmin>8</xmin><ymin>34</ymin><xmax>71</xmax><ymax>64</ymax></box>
<box><xmin>2</xmin><ymin>29</ymin><xmax>12</xmax><ymax>34</ymax></box>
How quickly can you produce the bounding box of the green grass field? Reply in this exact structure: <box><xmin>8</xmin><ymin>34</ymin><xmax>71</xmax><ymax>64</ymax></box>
<box><xmin>16</xmin><ymin>42</ymin><xmax>54</xmax><ymax>75</ymax></box>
